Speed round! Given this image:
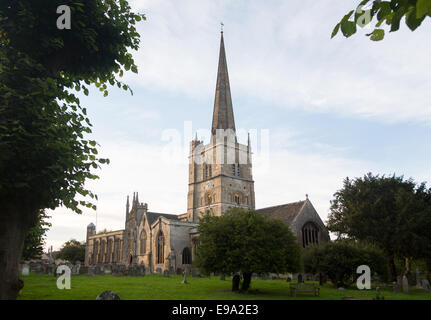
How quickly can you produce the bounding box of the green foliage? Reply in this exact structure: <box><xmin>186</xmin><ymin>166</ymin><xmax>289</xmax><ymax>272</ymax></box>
<box><xmin>195</xmin><ymin>208</ymin><xmax>301</xmax><ymax>277</ymax></box>
<box><xmin>0</xmin><ymin>0</ymin><xmax>145</xmax><ymax>214</ymax></box>
<box><xmin>327</xmin><ymin>173</ymin><xmax>431</xmax><ymax>280</ymax></box>
<box><xmin>22</xmin><ymin>210</ymin><xmax>51</xmax><ymax>260</ymax></box>
<box><xmin>302</xmin><ymin>240</ymin><xmax>388</xmax><ymax>287</ymax></box>
<box><xmin>56</xmin><ymin>239</ymin><xmax>86</xmax><ymax>263</ymax></box>
<box><xmin>332</xmin><ymin>0</ymin><xmax>431</xmax><ymax>41</ymax></box>
<box><xmin>18</xmin><ymin>274</ymin><xmax>431</xmax><ymax>300</ymax></box>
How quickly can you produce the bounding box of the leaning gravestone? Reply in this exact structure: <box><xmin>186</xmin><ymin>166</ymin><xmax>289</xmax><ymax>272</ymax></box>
<box><xmin>21</xmin><ymin>264</ymin><xmax>30</xmax><ymax>276</ymax></box>
<box><xmin>402</xmin><ymin>275</ymin><xmax>409</xmax><ymax>293</ymax></box>
<box><xmin>96</xmin><ymin>290</ymin><xmax>120</xmax><ymax>300</ymax></box>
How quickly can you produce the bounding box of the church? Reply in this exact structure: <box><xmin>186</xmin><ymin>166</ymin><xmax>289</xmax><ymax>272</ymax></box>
<box><xmin>84</xmin><ymin>32</ymin><xmax>330</xmax><ymax>273</ymax></box>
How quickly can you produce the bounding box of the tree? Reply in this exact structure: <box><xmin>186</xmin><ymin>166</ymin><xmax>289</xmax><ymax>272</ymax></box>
<box><xmin>302</xmin><ymin>240</ymin><xmax>388</xmax><ymax>287</ymax></box>
<box><xmin>56</xmin><ymin>239</ymin><xmax>86</xmax><ymax>263</ymax></box>
<box><xmin>327</xmin><ymin>173</ymin><xmax>431</xmax><ymax>281</ymax></box>
<box><xmin>0</xmin><ymin>0</ymin><xmax>144</xmax><ymax>299</ymax></box>
<box><xmin>21</xmin><ymin>211</ymin><xmax>51</xmax><ymax>261</ymax></box>
<box><xmin>194</xmin><ymin>208</ymin><xmax>301</xmax><ymax>292</ymax></box>
<box><xmin>332</xmin><ymin>0</ymin><xmax>431</xmax><ymax>41</ymax></box>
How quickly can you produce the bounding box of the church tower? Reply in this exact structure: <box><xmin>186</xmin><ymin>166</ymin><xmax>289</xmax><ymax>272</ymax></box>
<box><xmin>187</xmin><ymin>31</ymin><xmax>255</xmax><ymax>222</ymax></box>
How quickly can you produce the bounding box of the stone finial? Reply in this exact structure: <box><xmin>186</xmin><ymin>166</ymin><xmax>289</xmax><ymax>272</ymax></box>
<box><xmin>306</xmin><ymin>194</ymin><xmax>309</xmax><ymax>200</ymax></box>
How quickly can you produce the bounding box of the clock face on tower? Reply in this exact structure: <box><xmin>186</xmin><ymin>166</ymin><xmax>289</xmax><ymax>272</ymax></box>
<box><xmin>206</xmin><ymin>182</ymin><xmax>211</xmax><ymax>189</ymax></box>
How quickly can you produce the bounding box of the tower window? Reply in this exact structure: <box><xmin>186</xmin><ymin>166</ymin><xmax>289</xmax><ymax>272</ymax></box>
<box><xmin>234</xmin><ymin>194</ymin><xmax>240</xmax><ymax>205</ymax></box>
<box><xmin>232</xmin><ymin>164</ymin><xmax>236</xmax><ymax>175</ymax></box>
<box><xmin>237</xmin><ymin>165</ymin><xmax>240</xmax><ymax>177</ymax></box>
<box><xmin>203</xmin><ymin>164</ymin><xmax>212</xmax><ymax>179</ymax></box>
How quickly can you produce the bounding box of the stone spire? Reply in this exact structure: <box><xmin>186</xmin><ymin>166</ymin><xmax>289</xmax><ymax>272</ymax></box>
<box><xmin>126</xmin><ymin>195</ymin><xmax>130</xmax><ymax>214</ymax></box>
<box><xmin>211</xmin><ymin>31</ymin><xmax>236</xmax><ymax>136</ymax></box>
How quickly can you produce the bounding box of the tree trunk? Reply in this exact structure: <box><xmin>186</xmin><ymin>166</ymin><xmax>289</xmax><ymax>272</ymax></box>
<box><xmin>241</xmin><ymin>272</ymin><xmax>252</xmax><ymax>291</ymax></box>
<box><xmin>232</xmin><ymin>274</ymin><xmax>240</xmax><ymax>292</ymax></box>
<box><xmin>386</xmin><ymin>251</ymin><xmax>397</xmax><ymax>282</ymax></box>
<box><xmin>0</xmin><ymin>204</ymin><xmax>36</xmax><ymax>300</ymax></box>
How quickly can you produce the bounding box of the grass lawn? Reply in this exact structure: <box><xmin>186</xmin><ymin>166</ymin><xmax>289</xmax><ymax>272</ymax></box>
<box><xmin>18</xmin><ymin>273</ymin><xmax>431</xmax><ymax>300</ymax></box>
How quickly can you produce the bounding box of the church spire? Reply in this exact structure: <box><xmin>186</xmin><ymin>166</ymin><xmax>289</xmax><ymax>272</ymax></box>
<box><xmin>211</xmin><ymin>30</ymin><xmax>236</xmax><ymax>136</ymax></box>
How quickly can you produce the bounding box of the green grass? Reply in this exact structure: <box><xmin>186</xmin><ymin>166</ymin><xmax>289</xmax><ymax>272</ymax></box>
<box><xmin>18</xmin><ymin>273</ymin><xmax>431</xmax><ymax>300</ymax></box>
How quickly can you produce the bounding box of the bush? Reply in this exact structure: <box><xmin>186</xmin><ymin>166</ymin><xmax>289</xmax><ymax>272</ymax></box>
<box><xmin>302</xmin><ymin>240</ymin><xmax>388</xmax><ymax>287</ymax></box>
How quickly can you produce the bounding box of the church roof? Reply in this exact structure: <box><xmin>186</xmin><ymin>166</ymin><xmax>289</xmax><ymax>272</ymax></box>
<box><xmin>256</xmin><ymin>200</ymin><xmax>307</xmax><ymax>226</ymax></box>
<box><xmin>146</xmin><ymin>211</ymin><xmax>179</xmax><ymax>226</ymax></box>
<box><xmin>211</xmin><ymin>32</ymin><xmax>236</xmax><ymax>136</ymax></box>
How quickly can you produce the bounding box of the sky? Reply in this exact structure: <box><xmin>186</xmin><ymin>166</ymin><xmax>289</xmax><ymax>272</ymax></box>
<box><xmin>45</xmin><ymin>0</ymin><xmax>431</xmax><ymax>250</ymax></box>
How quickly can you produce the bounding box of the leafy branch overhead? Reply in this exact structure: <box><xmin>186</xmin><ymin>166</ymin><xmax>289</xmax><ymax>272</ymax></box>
<box><xmin>332</xmin><ymin>0</ymin><xmax>431</xmax><ymax>41</ymax></box>
<box><xmin>0</xmin><ymin>1</ymin><xmax>145</xmax><ymax>214</ymax></box>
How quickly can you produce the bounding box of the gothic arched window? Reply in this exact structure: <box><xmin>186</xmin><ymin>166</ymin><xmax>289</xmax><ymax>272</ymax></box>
<box><xmin>140</xmin><ymin>231</ymin><xmax>147</xmax><ymax>255</ymax></box>
<box><xmin>157</xmin><ymin>231</ymin><xmax>165</xmax><ymax>264</ymax></box>
<box><xmin>302</xmin><ymin>222</ymin><xmax>319</xmax><ymax>248</ymax></box>
<box><xmin>182</xmin><ymin>247</ymin><xmax>192</xmax><ymax>265</ymax></box>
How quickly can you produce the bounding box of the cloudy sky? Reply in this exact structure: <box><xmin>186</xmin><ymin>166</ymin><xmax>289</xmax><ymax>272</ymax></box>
<box><xmin>45</xmin><ymin>0</ymin><xmax>431</xmax><ymax>250</ymax></box>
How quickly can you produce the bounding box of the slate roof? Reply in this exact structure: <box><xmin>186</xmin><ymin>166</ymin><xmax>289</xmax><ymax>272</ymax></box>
<box><xmin>146</xmin><ymin>211</ymin><xmax>180</xmax><ymax>226</ymax></box>
<box><xmin>256</xmin><ymin>200</ymin><xmax>306</xmax><ymax>226</ymax></box>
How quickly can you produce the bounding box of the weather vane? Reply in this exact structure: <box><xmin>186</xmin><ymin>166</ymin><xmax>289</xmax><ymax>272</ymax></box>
<box><xmin>221</xmin><ymin>22</ymin><xmax>224</xmax><ymax>33</ymax></box>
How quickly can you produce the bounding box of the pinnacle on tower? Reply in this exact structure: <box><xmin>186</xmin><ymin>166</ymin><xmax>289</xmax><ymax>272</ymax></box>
<box><xmin>211</xmin><ymin>31</ymin><xmax>236</xmax><ymax>136</ymax></box>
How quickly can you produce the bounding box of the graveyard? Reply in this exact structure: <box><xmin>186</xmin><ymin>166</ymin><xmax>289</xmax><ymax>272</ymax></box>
<box><xmin>18</xmin><ymin>272</ymin><xmax>431</xmax><ymax>300</ymax></box>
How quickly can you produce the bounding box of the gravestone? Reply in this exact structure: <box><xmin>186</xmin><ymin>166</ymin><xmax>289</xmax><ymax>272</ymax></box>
<box><xmin>220</xmin><ymin>274</ymin><xmax>225</xmax><ymax>281</ymax></box>
<box><xmin>96</xmin><ymin>290</ymin><xmax>120</xmax><ymax>300</ymax></box>
<box><xmin>402</xmin><ymin>275</ymin><xmax>409</xmax><ymax>293</ymax></box>
<box><xmin>145</xmin><ymin>267</ymin><xmax>151</xmax><ymax>275</ymax></box>
<box><xmin>21</xmin><ymin>264</ymin><xmax>30</xmax><ymax>276</ymax></box>
<box><xmin>156</xmin><ymin>267</ymin><xmax>162</xmax><ymax>275</ymax></box>
<box><xmin>393</xmin><ymin>281</ymin><xmax>400</xmax><ymax>294</ymax></box>
<box><xmin>416</xmin><ymin>269</ymin><xmax>422</xmax><ymax>289</ymax></box>
<box><xmin>338</xmin><ymin>287</ymin><xmax>345</xmax><ymax>292</ymax></box>
<box><xmin>88</xmin><ymin>266</ymin><xmax>95</xmax><ymax>277</ymax></box>
<box><xmin>104</xmin><ymin>265</ymin><xmax>112</xmax><ymax>275</ymax></box>
<box><xmin>181</xmin><ymin>270</ymin><xmax>188</xmax><ymax>284</ymax></box>
<box><xmin>422</xmin><ymin>279</ymin><xmax>431</xmax><ymax>291</ymax></box>
<box><xmin>163</xmin><ymin>270</ymin><xmax>169</xmax><ymax>277</ymax></box>
<box><xmin>71</xmin><ymin>264</ymin><xmax>79</xmax><ymax>275</ymax></box>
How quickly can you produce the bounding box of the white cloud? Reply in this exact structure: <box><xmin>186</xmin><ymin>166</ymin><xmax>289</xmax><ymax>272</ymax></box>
<box><xmin>125</xmin><ymin>0</ymin><xmax>431</xmax><ymax>124</ymax></box>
